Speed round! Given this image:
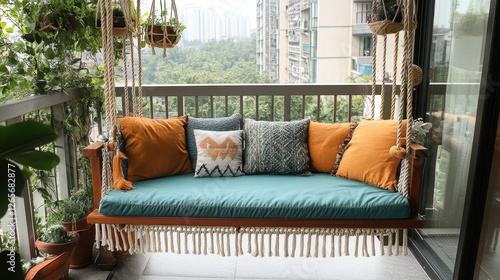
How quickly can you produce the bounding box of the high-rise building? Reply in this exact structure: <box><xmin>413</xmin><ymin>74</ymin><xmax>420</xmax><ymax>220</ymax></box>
<box><xmin>258</xmin><ymin>0</ymin><xmax>402</xmax><ymax>84</ymax></box>
<box><xmin>256</xmin><ymin>0</ymin><xmax>280</xmax><ymax>81</ymax></box>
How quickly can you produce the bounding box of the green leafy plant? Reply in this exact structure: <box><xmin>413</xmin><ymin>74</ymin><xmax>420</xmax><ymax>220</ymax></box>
<box><xmin>144</xmin><ymin>10</ymin><xmax>186</xmax><ymax>37</ymax></box>
<box><xmin>0</xmin><ymin>121</ymin><xmax>60</xmax><ymax>218</ymax></box>
<box><xmin>40</xmin><ymin>224</ymin><xmax>75</xmax><ymax>243</ymax></box>
<box><xmin>410</xmin><ymin>118</ymin><xmax>432</xmax><ymax>145</ymax></box>
<box><xmin>46</xmin><ymin>187</ymin><xmax>93</xmax><ymax>229</ymax></box>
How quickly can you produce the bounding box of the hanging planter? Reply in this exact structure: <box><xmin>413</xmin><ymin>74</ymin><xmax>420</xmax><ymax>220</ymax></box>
<box><xmin>96</xmin><ymin>0</ymin><xmax>134</xmax><ymax>37</ymax></box>
<box><xmin>145</xmin><ymin>0</ymin><xmax>186</xmax><ymax>54</ymax></box>
<box><xmin>368</xmin><ymin>0</ymin><xmax>404</xmax><ymax>35</ymax></box>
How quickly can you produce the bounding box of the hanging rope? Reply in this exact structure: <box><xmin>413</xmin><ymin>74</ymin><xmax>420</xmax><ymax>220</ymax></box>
<box><xmin>390</xmin><ymin>32</ymin><xmax>399</xmax><ymax>119</ymax></box>
<box><xmin>370</xmin><ymin>0</ymin><xmax>418</xmax><ymax>194</ymax></box>
<box><xmin>370</xmin><ymin>34</ymin><xmax>377</xmax><ymax>119</ymax></box>
<box><xmin>123</xmin><ymin>39</ymin><xmax>130</xmax><ymax>116</ymax></box>
<box><xmin>379</xmin><ymin>34</ymin><xmax>388</xmax><ymax>119</ymax></box>
<box><xmin>136</xmin><ymin>0</ymin><xmax>144</xmax><ymax>117</ymax></box>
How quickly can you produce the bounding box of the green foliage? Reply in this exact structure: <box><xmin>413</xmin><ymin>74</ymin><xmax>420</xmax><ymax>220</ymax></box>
<box><xmin>41</xmin><ymin>224</ymin><xmax>74</xmax><ymax>243</ymax></box>
<box><xmin>46</xmin><ymin>187</ymin><xmax>93</xmax><ymax>228</ymax></box>
<box><xmin>0</xmin><ymin>231</ymin><xmax>19</xmax><ymax>252</ymax></box>
<box><xmin>0</xmin><ymin>0</ymin><xmax>102</xmax><ymax>99</ymax></box>
<box><xmin>142</xmin><ymin>39</ymin><xmax>272</xmax><ymax>84</ymax></box>
<box><xmin>0</xmin><ymin>121</ymin><xmax>60</xmax><ymax>218</ymax></box>
<box><xmin>410</xmin><ymin>118</ymin><xmax>432</xmax><ymax>145</ymax></box>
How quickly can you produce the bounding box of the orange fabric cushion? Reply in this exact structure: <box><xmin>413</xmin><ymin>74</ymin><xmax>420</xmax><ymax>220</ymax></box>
<box><xmin>308</xmin><ymin>121</ymin><xmax>351</xmax><ymax>173</ymax></box>
<box><xmin>336</xmin><ymin>120</ymin><xmax>407</xmax><ymax>190</ymax></box>
<box><xmin>118</xmin><ymin>116</ymin><xmax>192</xmax><ymax>181</ymax></box>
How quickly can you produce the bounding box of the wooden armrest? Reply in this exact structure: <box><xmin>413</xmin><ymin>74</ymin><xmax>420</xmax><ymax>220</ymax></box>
<box><xmin>83</xmin><ymin>142</ymin><xmax>105</xmax><ymax>209</ymax></box>
<box><xmin>82</xmin><ymin>141</ymin><xmax>104</xmax><ymax>158</ymax></box>
<box><xmin>408</xmin><ymin>143</ymin><xmax>428</xmax><ymax>216</ymax></box>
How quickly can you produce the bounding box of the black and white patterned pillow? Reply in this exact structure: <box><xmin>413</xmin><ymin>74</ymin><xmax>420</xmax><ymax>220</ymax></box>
<box><xmin>194</xmin><ymin>129</ymin><xmax>244</xmax><ymax>177</ymax></box>
<box><xmin>244</xmin><ymin>119</ymin><xmax>311</xmax><ymax>175</ymax></box>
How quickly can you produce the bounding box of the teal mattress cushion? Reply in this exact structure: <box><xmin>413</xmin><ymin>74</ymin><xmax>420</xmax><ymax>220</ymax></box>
<box><xmin>99</xmin><ymin>173</ymin><xmax>410</xmax><ymax>219</ymax></box>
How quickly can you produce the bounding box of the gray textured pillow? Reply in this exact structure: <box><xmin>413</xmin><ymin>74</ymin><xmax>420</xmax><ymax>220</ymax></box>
<box><xmin>244</xmin><ymin>119</ymin><xmax>311</xmax><ymax>175</ymax></box>
<box><xmin>186</xmin><ymin>114</ymin><xmax>241</xmax><ymax>170</ymax></box>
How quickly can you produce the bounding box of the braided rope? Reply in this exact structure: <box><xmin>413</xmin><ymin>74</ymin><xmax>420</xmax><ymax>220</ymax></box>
<box><xmin>136</xmin><ymin>0</ymin><xmax>144</xmax><ymax>118</ymax></box>
<box><xmin>391</xmin><ymin>32</ymin><xmax>399</xmax><ymax>119</ymax></box>
<box><xmin>399</xmin><ymin>0</ymin><xmax>416</xmax><ymax>197</ymax></box>
<box><xmin>370</xmin><ymin>34</ymin><xmax>377</xmax><ymax>119</ymax></box>
<box><xmin>148</xmin><ymin>0</ymin><xmax>157</xmax><ymax>56</ymax></box>
<box><xmin>380</xmin><ymin>34</ymin><xmax>387</xmax><ymax>119</ymax></box>
<box><xmin>102</xmin><ymin>0</ymin><xmax>117</xmax><ymax>134</ymax></box>
<box><xmin>121</xmin><ymin>0</ymin><xmax>133</xmax><ymax>32</ymax></box>
<box><xmin>123</xmin><ymin>39</ymin><xmax>130</xmax><ymax>116</ymax></box>
<box><xmin>129</xmin><ymin>33</ymin><xmax>138</xmax><ymax>116</ymax></box>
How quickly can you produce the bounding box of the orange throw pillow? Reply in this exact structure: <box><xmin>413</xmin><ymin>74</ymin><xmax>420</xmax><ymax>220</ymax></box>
<box><xmin>118</xmin><ymin>116</ymin><xmax>193</xmax><ymax>181</ymax></box>
<box><xmin>336</xmin><ymin>120</ymin><xmax>407</xmax><ymax>190</ymax></box>
<box><xmin>308</xmin><ymin>121</ymin><xmax>351</xmax><ymax>173</ymax></box>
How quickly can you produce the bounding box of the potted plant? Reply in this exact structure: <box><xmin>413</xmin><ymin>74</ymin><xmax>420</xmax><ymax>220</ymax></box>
<box><xmin>96</xmin><ymin>8</ymin><xmax>126</xmax><ymax>27</ymax></box>
<box><xmin>96</xmin><ymin>1</ymin><xmax>137</xmax><ymax>37</ymax></box>
<box><xmin>47</xmin><ymin>187</ymin><xmax>94</xmax><ymax>269</ymax></box>
<box><xmin>367</xmin><ymin>0</ymin><xmax>404</xmax><ymax>35</ymax></box>
<box><xmin>35</xmin><ymin>225</ymin><xmax>78</xmax><ymax>278</ymax></box>
<box><xmin>144</xmin><ymin>12</ymin><xmax>186</xmax><ymax>49</ymax></box>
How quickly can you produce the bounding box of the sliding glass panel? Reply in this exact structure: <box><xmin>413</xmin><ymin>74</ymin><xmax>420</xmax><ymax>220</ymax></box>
<box><xmin>418</xmin><ymin>0</ymin><xmax>491</xmax><ymax>275</ymax></box>
<box><xmin>475</xmin><ymin>113</ymin><xmax>500</xmax><ymax>279</ymax></box>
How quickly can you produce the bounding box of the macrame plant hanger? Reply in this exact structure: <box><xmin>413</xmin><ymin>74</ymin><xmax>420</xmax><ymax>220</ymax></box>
<box><xmin>145</xmin><ymin>0</ymin><xmax>181</xmax><ymax>57</ymax></box>
<box><xmin>369</xmin><ymin>0</ymin><xmax>421</xmax><ymax>196</ymax></box>
<box><xmin>98</xmin><ymin>0</ymin><xmax>144</xmax><ymax>191</ymax></box>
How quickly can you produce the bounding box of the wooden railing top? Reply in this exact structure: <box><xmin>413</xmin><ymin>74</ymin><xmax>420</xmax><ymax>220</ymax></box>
<box><xmin>0</xmin><ymin>89</ymin><xmax>88</xmax><ymax>122</ymax></box>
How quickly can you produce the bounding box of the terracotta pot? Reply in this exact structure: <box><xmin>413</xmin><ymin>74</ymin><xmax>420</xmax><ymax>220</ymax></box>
<box><xmin>35</xmin><ymin>233</ymin><xmax>79</xmax><ymax>278</ymax></box>
<box><xmin>35</xmin><ymin>233</ymin><xmax>79</xmax><ymax>256</ymax></box>
<box><xmin>62</xmin><ymin>217</ymin><xmax>95</xmax><ymax>269</ymax></box>
<box><xmin>96</xmin><ymin>16</ymin><xmax>126</xmax><ymax>28</ymax></box>
<box><xmin>145</xmin><ymin>25</ymin><xmax>180</xmax><ymax>47</ymax></box>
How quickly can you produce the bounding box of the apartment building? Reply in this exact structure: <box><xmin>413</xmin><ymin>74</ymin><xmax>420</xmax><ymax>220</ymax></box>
<box><xmin>258</xmin><ymin>0</ymin><xmax>403</xmax><ymax>84</ymax></box>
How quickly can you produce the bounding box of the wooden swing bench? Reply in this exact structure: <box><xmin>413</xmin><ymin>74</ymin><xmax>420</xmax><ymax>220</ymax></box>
<box><xmin>89</xmin><ymin>0</ymin><xmax>425</xmax><ymax>262</ymax></box>
<box><xmin>83</xmin><ymin>119</ymin><xmax>428</xmax><ymax>259</ymax></box>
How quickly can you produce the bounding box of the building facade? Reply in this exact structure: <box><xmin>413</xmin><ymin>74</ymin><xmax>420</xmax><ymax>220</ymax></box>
<box><xmin>258</xmin><ymin>0</ymin><xmax>406</xmax><ymax>84</ymax></box>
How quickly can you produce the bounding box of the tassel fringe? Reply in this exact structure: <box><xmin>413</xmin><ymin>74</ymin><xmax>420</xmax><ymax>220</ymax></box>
<box><xmin>94</xmin><ymin>225</ymin><xmax>410</xmax><ymax>258</ymax></box>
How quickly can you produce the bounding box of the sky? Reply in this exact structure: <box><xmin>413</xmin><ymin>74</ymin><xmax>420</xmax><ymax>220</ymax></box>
<box><xmin>178</xmin><ymin>0</ymin><xmax>256</xmax><ymax>16</ymax></box>
<box><xmin>141</xmin><ymin>0</ymin><xmax>256</xmax><ymax>17</ymax></box>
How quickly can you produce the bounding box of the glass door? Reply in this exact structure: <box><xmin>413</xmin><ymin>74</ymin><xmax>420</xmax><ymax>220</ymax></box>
<box><xmin>414</xmin><ymin>0</ymin><xmax>492</xmax><ymax>278</ymax></box>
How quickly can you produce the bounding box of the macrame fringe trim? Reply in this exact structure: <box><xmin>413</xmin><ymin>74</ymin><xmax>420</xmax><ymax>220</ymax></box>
<box><xmin>95</xmin><ymin>225</ymin><xmax>409</xmax><ymax>258</ymax></box>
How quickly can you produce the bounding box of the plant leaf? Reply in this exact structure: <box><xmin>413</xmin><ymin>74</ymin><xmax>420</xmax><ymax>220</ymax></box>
<box><xmin>0</xmin><ymin>121</ymin><xmax>57</xmax><ymax>158</ymax></box>
<box><xmin>0</xmin><ymin>159</ymin><xmax>27</xmax><ymax>218</ymax></box>
<box><xmin>9</xmin><ymin>151</ymin><xmax>60</xmax><ymax>171</ymax></box>
<box><xmin>0</xmin><ymin>159</ymin><xmax>26</xmax><ymax>197</ymax></box>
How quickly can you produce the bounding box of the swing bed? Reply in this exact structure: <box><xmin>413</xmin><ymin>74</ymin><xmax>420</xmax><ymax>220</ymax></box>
<box><xmin>85</xmin><ymin>0</ymin><xmax>427</xmax><ymax>265</ymax></box>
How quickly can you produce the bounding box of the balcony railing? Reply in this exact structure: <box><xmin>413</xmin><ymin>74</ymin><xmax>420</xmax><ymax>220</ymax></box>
<box><xmin>0</xmin><ymin>83</ymin><xmax>448</xmax><ymax>261</ymax></box>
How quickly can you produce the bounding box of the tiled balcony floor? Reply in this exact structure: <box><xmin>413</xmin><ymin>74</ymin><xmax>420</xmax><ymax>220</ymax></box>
<box><xmin>68</xmin><ymin>237</ymin><xmax>429</xmax><ymax>280</ymax></box>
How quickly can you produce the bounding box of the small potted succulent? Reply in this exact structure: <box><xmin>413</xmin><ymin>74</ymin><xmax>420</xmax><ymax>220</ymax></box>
<box><xmin>367</xmin><ymin>0</ymin><xmax>404</xmax><ymax>35</ymax></box>
<box><xmin>35</xmin><ymin>224</ymin><xmax>78</xmax><ymax>256</ymax></box>
<box><xmin>35</xmin><ymin>225</ymin><xmax>78</xmax><ymax>280</ymax></box>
